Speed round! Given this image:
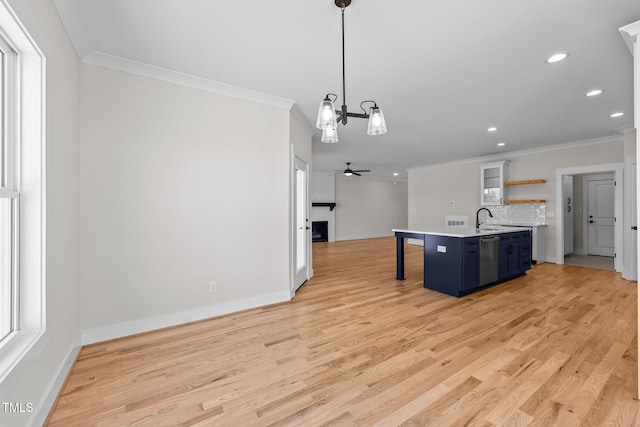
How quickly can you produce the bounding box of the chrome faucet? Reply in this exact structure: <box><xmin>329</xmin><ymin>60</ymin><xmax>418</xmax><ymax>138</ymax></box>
<box><xmin>476</xmin><ymin>208</ymin><xmax>493</xmax><ymax>229</ymax></box>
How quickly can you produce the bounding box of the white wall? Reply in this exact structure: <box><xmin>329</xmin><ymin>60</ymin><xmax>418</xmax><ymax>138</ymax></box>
<box><xmin>0</xmin><ymin>0</ymin><xmax>81</xmax><ymax>426</ymax></box>
<box><xmin>79</xmin><ymin>65</ymin><xmax>292</xmax><ymax>337</ymax></box>
<box><xmin>312</xmin><ymin>172</ymin><xmax>335</xmax><ymax>203</ymax></box>
<box><xmin>335</xmin><ymin>176</ymin><xmax>408</xmax><ymax>240</ymax></box>
<box><xmin>290</xmin><ymin>112</ymin><xmax>312</xmax><ymax>166</ymax></box>
<box><xmin>409</xmin><ymin>138</ymin><xmax>625</xmax><ymax>263</ymax></box>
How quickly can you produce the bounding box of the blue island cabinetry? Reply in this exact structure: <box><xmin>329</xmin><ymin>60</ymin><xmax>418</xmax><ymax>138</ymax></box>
<box><xmin>498</xmin><ymin>231</ymin><xmax>532</xmax><ymax>282</ymax></box>
<box><xmin>424</xmin><ymin>235</ymin><xmax>480</xmax><ymax>297</ymax></box>
<box><xmin>394</xmin><ymin>227</ymin><xmax>532</xmax><ymax>298</ymax></box>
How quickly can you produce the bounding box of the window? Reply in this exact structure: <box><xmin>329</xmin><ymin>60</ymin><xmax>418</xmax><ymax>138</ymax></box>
<box><xmin>0</xmin><ymin>0</ymin><xmax>45</xmax><ymax>383</ymax></box>
<box><xmin>0</xmin><ymin>35</ymin><xmax>17</xmax><ymax>344</ymax></box>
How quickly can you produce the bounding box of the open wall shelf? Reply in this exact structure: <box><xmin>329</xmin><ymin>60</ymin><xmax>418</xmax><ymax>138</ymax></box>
<box><xmin>504</xmin><ymin>199</ymin><xmax>546</xmax><ymax>204</ymax></box>
<box><xmin>503</xmin><ymin>178</ymin><xmax>546</xmax><ymax>204</ymax></box>
<box><xmin>504</xmin><ymin>179</ymin><xmax>546</xmax><ymax>186</ymax></box>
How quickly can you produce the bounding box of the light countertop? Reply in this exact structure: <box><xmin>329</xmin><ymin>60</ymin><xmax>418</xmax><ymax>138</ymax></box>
<box><xmin>488</xmin><ymin>222</ymin><xmax>547</xmax><ymax>228</ymax></box>
<box><xmin>392</xmin><ymin>225</ymin><xmax>528</xmax><ymax>238</ymax></box>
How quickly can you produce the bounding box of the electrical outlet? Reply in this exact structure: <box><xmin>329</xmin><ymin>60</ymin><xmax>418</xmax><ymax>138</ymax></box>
<box><xmin>209</xmin><ymin>281</ymin><xmax>217</xmax><ymax>293</ymax></box>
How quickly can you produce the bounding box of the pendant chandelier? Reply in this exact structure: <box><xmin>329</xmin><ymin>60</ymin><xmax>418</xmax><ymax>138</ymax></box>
<box><xmin>316</xmin><ymin>0</ymin><xmax>387</xmax><ymax>143</ymax></box>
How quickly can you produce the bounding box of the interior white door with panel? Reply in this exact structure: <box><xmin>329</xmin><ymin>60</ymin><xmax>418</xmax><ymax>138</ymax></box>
<box><xmin>586</xmin><ymin>176</ymin><xmax>615</xmax><ymax>257</ymax></box>
<box><xmin>293</xmin><ymin>157</ymin><xmax>310</xmax><ymax>291</ymax></box>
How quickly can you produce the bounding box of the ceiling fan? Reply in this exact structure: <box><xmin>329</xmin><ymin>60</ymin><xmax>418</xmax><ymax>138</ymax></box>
<box><xmin>335</xmin><ymin>162</ymin><xmax>371</xmax><ymax>177</ymax></box>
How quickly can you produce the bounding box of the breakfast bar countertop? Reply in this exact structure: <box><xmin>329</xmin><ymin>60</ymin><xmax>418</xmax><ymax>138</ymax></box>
<box><xmin>392</xmin><ymin>225</ymin><xmax>528</xmax><ymax>238</ymax></box>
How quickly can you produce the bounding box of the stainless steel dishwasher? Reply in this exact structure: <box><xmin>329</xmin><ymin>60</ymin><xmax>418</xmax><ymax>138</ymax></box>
<box><xmin>479</xmin><ymin>236</ymin><xmax>500</xmax><ymax>286</ymax></box>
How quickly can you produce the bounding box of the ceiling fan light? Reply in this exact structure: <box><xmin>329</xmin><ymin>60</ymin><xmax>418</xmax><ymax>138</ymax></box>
<box><xmin>344</xmin><ymin>172</ymin><xmax>353</xmax><ymax>176</ymax></box>
<box><xmin>321</xmin><ymin>123</ymin><xmax>339</xmax><ymax>143</ymax></box>
<box><xmin>367</xmin><ymin>107</ymin><xmax>387</xmax><ymax>135</ymax></box>
<box><xmin>316</xmin><ymin>97</ymin><xmax>337</xmax><ymax>129</ymax></box>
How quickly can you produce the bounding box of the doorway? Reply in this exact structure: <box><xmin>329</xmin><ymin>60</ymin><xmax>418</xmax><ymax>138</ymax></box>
<box><xmin>293</xmin><ymin>156</ymin><xmax>310</xmax><ymax>292</ymax></box>
<box><xmin>555</xmin><ymin>163</ymin><xmax>624</xmax><ymax>272</ymax></box>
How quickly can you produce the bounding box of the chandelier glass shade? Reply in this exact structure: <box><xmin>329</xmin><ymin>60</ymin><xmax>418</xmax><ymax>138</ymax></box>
<box><xmin>321</xmin><ymin>122</ymin><xmax>339</xmax><ymax>143</ymax></box>
<box><xmin>367</xmin><ymin>105</ymin><xmax>387</xmax><ymax>135</ymax></box>
<box><xmin>316</xmin><ymin>95</ymin><xmax>337</xmax><ymax>130</ymax></box>
<box><xmin>316</xmin><ymin>0</ymin><xmax>387</xmax><ymax>143</ymax></box>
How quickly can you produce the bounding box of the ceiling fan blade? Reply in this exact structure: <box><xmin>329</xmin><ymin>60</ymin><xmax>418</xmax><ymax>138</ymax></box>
<box><xmin>353</xmin><ymin>169</ymin><xmax>371</xmax><ymax>173</ymax></box>
<box><xmin>353</xmin><ymin>172</ymin><xmax>362</xmax><ymax>176</ymax></box>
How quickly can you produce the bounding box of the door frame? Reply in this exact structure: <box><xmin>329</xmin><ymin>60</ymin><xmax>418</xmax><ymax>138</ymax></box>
<box><xmin>555</xmin><ymin>162</ymin><xmax>624</xmax><ymax>272</ymax></box>
<box><xmin>562</xmin><ymin>175</ymin><xmax>574</xmax><ymax>255</ymax></box>
<box><xmin>292</xmin><ymin>155</ymin><xmax>311</xmax><ymax>295</ymax></box>
<box><xmin>623</xmin><ymin>155</ymin><xmax>637</xmax><ymax>281</ymax></box>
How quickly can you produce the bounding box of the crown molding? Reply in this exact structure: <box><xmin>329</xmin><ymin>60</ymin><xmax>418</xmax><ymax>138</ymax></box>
<box><xmin>620</xmin><ymin>20</ymin><xmax>640</xmax><ymax>53</ymax></box>
<box><xmin>82</xmin><ymin>50</ymin><xmax>296</xmax><ymax>110</ymax></box>
<box><xmin>407</xmin><ymin>134</ymin><xmax>625</xmax><ymax>172</ymax></box>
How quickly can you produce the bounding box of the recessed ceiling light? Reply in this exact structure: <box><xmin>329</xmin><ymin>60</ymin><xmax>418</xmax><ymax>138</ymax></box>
<box><xmin>497</xmin><ymin>142</ymin><xmax>506</xmax><ymax>147</ymax></box>
<box><xmin>487</xmin><ymin>127</ymin><xmax>497</xmax><ymax>132</ymax></box>
<box><xmin>586</xmin><ymin>89</ymin><xmax>603</xmax><ymax>97</ymax></box>
<box><xmin>393</xmin><ymin>172</ymin><xmax>399</xmax><ymax>176</ymax></box>
<box><xmin>610</xmin><ymin>112</ymin><xmax>624</xmax><ymax>118</ymax></box>
<box><xmin>545</xmin><ymin>53</ymin><xmax>569</xmax><ymax>64</ymax></box>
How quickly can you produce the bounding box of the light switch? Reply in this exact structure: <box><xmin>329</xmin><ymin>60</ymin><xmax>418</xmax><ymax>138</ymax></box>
<box><xmin>437</xmin><ymin>245</ymin><xmax>447</xmax><ymax>253</ymax></box>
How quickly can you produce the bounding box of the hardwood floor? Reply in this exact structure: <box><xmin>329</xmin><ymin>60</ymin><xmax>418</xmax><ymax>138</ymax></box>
<box><xmin>46</xmin><ymin>237</ymin><xmax>639</xmax><ymax>426</ymax></box>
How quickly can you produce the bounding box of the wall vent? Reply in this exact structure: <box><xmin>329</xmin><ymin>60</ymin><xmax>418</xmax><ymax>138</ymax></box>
<box><xmin>445</xmin><ymin>216</ymin><xmax>469</xmax><ymax>227</ymax></box>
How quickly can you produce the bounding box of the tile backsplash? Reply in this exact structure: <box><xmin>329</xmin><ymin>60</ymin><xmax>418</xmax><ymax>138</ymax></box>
<box><xmin>485</xmin><ymin>203</ymin><xmax>546</xmax><ymax>226</ymax></box>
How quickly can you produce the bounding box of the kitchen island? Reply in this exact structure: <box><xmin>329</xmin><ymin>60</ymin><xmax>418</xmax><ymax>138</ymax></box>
<box><xmin>393</xmin><ymin>226</ymin><xmax>531</xmax><ymax>297</ymax></box>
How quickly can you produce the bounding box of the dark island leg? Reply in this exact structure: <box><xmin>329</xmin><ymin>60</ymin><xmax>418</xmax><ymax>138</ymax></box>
<box><xmin>396</xmin><ymin>235</ymin><xmax>405</xmax><ymax>280</ymax></box>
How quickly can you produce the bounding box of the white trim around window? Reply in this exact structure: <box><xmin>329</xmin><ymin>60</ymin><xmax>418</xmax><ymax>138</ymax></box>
<box><xmin>0</xmin><ymin>0</ymin><xmax>46</xmax><ymax>384</ymax></box>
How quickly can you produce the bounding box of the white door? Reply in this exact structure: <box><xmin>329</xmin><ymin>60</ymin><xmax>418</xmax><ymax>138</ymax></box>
<box><xmin>587</xmin><ymin>178</ymin><xmax>615</xmax><ymax>257</ymax></box>
<box><xmin>563</xmin><ymin>175</ymin><xmax>574</xmax><ymax>254</ymax></box>
<box><xmin>293</xmin><ymin>157</ymin><xmax>309</xmax><ymax>291</ymax></box>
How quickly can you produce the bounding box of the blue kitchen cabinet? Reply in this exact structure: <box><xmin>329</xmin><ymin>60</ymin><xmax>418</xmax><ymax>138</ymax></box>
<box><xmin>498</xmin><ymin>233</ymin><xmax>519</xmax><ymax>280</ymax></box>
<box><xmin>462</xmin><ymin>238</ymin><xmax>480</xmax><ymax>290</ymax></box>
<box><xmin>520</xmin><ymin>230</ymin><xmax>532</xmax><ymax>271</ymax></box>
<box><xmin>424</xmin><ymin>235</ymin><xmax>480</xmax><ymax>297</ymax></box>
<box><xmin>498</xmin><ymin>231</ymin><xmax>531</xmax><ymax>281</ymax></box>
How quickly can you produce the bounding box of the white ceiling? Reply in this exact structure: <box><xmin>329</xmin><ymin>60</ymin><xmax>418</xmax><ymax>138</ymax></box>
<box><xmin>52</xmin><ymin>0</ymin><xmax>640</xmax><ymax>180</ymax></box>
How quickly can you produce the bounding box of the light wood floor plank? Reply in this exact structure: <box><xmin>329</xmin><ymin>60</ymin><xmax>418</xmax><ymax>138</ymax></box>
<box><xmin>45</xmin><ymin>237</ymin><xmax>638</xmax><ymax>426</ymax></box>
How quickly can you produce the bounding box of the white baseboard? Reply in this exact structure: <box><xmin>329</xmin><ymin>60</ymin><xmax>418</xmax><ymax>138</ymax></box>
<box><xmin>80</xmin><ymin>291</ymin><xmax>291</xmax><ymax>346</ymax></box>
<box><xmin>408</xmin><ymin>238</ymin><xmax>424</xmax><ymax>246</ymax></box>
<box><xmin>29</xmin><ymin>340</ymin><xmax>81</xmax><ymax>427</ymax></box>
<box><xmin>335</xmin><ymin>233</ymin><xmax>393</xmax><ymax>241</ymax></box>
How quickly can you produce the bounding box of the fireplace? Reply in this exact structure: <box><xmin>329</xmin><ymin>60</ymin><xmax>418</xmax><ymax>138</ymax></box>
<box><xmin>312</xmin><ymin>221</ymin><xmax>329</xmax><ymax>243</ymax></box>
